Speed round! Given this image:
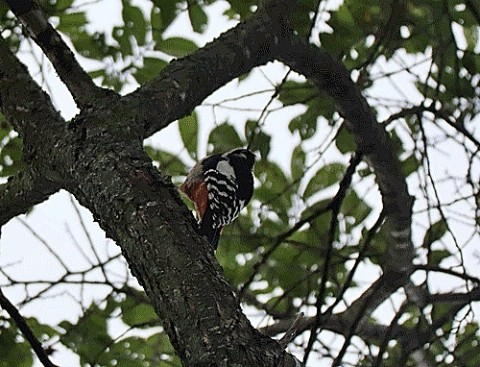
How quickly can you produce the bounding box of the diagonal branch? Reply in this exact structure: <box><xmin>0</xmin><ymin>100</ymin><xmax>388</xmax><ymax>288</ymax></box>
<box><xmin>260</xmin><ymin>313</ymin><xmax>390</xmax><ymax>344</ymax></box>
<box><xmin>383</xmin><ymin>104</ymin><xmax>480</xmax><ymax>150</ymax></box>
<box><xmin>0</xmin><ymin>35</ymin><xmax>65</xmax><ymax>224</ymax></box>
<box><xmin>0</xmin><ymin>168</ymin><xmax>60</xmax><ymax>229</ymax></box>
<box><xmin>277</xmin><ymin>33</ymin><xmax>414</xmax><ymax>275</ymax></box>
<box><xmin>303</xmin><ymin>152</ymin><xmax>363</xmax><ymax>362</ymax></box>
<box><xmin>5</xmin><ymin>0</ymin><xmax>112</xmax><ymax>109</ymax></box>
<box><xmin>275</xmin><ymin>34</ymin><xmax>414</xmax><ymax>363</ymax></box>
<box><xmin>0</xmin><ymin>35</ymin><xmax>64</xmax><ymax>138</ymax></box>
<box><xmin>0</xmin><ymin>287</ymin><xmax>58</xmax><ymax>367</ymax></box>
<box><xmin>260</xmin><ymin>286</ymin><xmax>480</xmax><ymax>353</ymax></box>
<box><xmin>121</xmin><ymin>0</ymin><xmax>293</xmax><ymax>139</ymax></box>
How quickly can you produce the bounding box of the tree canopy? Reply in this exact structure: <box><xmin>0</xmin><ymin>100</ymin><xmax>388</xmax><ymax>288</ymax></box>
<box><xmin>0</xmin><ymin>0</ymin><xmax>479</xmax><ymax>366</ymax></box>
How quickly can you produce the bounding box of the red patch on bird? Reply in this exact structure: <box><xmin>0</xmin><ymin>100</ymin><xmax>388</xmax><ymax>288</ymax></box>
<box><xmin>180</xmin><ymin>181</ymin><xmax>208</xmax><ymax>219</ymax></box>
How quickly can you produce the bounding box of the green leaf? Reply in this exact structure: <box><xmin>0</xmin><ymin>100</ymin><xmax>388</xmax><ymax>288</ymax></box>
<box><xmin>462</xmin><ymin>52</ymin><xmax>479</xmax><ymax>75</ymax></box>
<box><xmin>54</xmin><ymin>0</ymin><xmax>74</xmax><ymax>11</ymax></box>
<box><xmin>245</xmin><ymin>120</ymin><xmax>271</xmax><ymax>159</ymax></box>
<box><xmin>157</xmin><ymin>37</ymin><xmax>197</xmax><ymax>58</ymax></box>
<box><xmin>207</xmin><ymin>123</ymin><xmax>243</xmax><ymax>153</ymax></box>
<box><xmin>265</xmin><ymin>295</ymin><xmax>293</xmax><ymax>316</ymax></box>
<box><xmin>291</xmin><ymin>0</ymin><xmax>318</xmax><ymax>38</ymax></box>
<box><xmin>455</xmin><ymin>322</ymin><xmax>480</xmax><ymax>366</ymax></box>
<box><xmin>113</xmin><ymin>26</ymin><xmax>133</xmax><ymax>56</ymax></box>
<box><xmin>278</xmin><ymin>81</ymin><xmax>317</xmax><ymax>106</ymax></box>
<box><xmin>342</xmin><ymin>189</ymin><xmax>372</xmax><ymax>227</ymax></box>
<box><xmin>0</xmin><ymin>323</ymin><xmax>34</xmax><ymax>367</ymax></box>
<box><xmin>120</xmin><ymin>299</ymin><xmax>158</xmax><ymax>328</ymax></box>
<box><xmin>133</xmin><ymin>57</ymin><xmax>167</xmax><ymax>84</ymax></box>
<box><xmin>25</xmin><ymin>317</ymin><xmax>57</xmax><ymax>342</ymax></box>
<box><xmin>422</xmin><ymin>219</ymin><xmax>448</xmax><ymax>248</ymax></box>
<box><xmin>88</xmin><ymin>68</ymin><xmax>105</xmax><ymax>80</ymax></box>
<box><xmin>287</xmin><ymin>95</ymin><xmax>333</xmax><ymax>141</ymax></box>
<box><xmin>463</xmin><ymin>25</ymin><xmax>479</xmax><ymax>51</ymax></box>
<box><xmin>188</xmin><ymin>3</ymin><xmax>208</xmax><ymax>33</ymax></box>
<box><xmin>399</xmin><ymin>306</ymin><xmax>422</xmax><ymax>329</ymax></box>
<box><xmin>1</xmin><ymin>136</ymin><xmax>23</xmax><ymax>162</ymax></box>
<box><xmin>335</xmin><ymin>127</ymin><xmax>356</xmax><ymax>154</ymax></box>
<box><xmin>303</xmin><ymin>162</ymin><xmax>345</xmax><ymax>199</ymax></box>
<box><xmin>291</xmin><ymin>145</ymin><xmax>305</xmax><ymax>182</ymax></box>
<box><xmin>57</xmin><ymin>12</ymin><xmax>87</xmax><ymax>33</ymax></box>
<box><xmin>367</xmin><ymin>224</ymin><xmax>390</xmax><ymax>265</ymax></box>
<box><xmin>0</xmin><ymin>135</ymin><xmax>24</xmax><ymax>177</ymax></box>
<box><xmin>152</xmin><ymin>0</ymin><xmax>178</xmax><ymax>31</ymax></box>
<box><xmin>404</xmin><ymin>33</ymin><xmax>431</xmax><ymax>54</ymax></box>
<box><xmin>219</xmin><ymin>247</ymin><xmax>258</xmax><ymax>286</ymax></box>
<box><xmin>102</xmin><ymin>72</ymin><xmax>124</xmax><ymax>92</ymax></box>
<box><xmin>429</xmin><ymin>249</ymin><xmax>451</xmax><ymax>266</ymax></box>
<box><xmin>336</xmin><ymin>5</ymin><xmax>355</xmax><ymax>27</ymax></box>
<box><xmin>59</xmin><ymin>303</ymin><xmax>112</xmax><ymax>364</ymax></box>
<box><xmin>270</xmin><ymin>245</ymin><xmax>320</xmax><ymax>293</ymax></box>
<box><xmin>431</xmin><ymin>302</ymin><xmax>453</xmax><ymax>331</ymax></box>
<box><xmin>95</xmin><ymin>333</ymin><xmax>178</xmax><ymax>367</ymax></box>
<box><xmin>144</xmin><ymin>146</ymin><xmax>187</xmax><ymax>176</ymax></box>
<box><xmin>0</xmin><ymin>118</ymin><xmax>12</xmax><ymax>141</ymax></box>
<box><xmin>227</xmin><ymin>0</ymin><xmax>256</xmax><ymax>19</ymax></box>
<box><xmin>73</xmin><ymin>31</ymin><xmax>117</xmax><ymax>60</ymax></box>
<box><xmin>254</xmin><ymin>160</ymin><xmax>291</xmax><ymax>222</ymax></box>
<box><xmin>401</xmin><ymin>153</ymin><xmax>420</xmax><ymax>177</ymax></box>
<box><xmin>122</xmin><ymin>1</ymin><xmax>147</xmax><ymax>45</ymax></box>
<box><xmin>151</xmin><ymin>6</ymin><xmax>163</xmax><ymax>34</ymax></box>
<box><xmin>389</xmin><ymin>130</ymin><xmax>405</xmax><ymax>158</ymax></box>
<box><xmin>178</xmin><ymin>112</ymin><xmax>199</xmax><ymax>159</ymax></box>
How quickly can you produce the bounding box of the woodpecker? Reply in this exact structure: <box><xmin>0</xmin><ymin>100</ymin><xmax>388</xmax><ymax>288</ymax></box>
<box><xmin>180</xmin><ymin>148</ymin><xmax>256</xmax><ymax>249</ymax></box>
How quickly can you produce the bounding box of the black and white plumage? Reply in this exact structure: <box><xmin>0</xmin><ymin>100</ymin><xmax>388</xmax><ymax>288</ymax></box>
<box><xmin>179</xmin><ymin>148</ymin><xmax>256</xmax><ymax>249</ymax></box>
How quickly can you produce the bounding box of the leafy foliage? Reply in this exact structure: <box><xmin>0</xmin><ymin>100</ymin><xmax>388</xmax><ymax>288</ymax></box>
<box><xmin>55</xmin><ymin>292</ymin><xmax>179</xmax><ymax>367</ymax></box>
<box><xmin>1</xmin><ymin>0</ymin><xmax>480</xmax><ymax>366</ymax></box>
<box><xmin>0</xmin><ymin>317</ymin><xmax>34</xmax><ymax>367</ymax></box>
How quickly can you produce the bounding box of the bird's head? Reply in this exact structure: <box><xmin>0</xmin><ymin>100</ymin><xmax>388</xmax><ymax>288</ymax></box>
<box><xmin>224</xmin><ymin>148</ymin><xmax>256</xmax><ymax>170</ymax></box>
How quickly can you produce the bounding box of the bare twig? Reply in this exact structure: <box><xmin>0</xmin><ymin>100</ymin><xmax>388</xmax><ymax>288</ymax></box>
<box><xmin>303</xmin><ymin>152</ymin><xmax>363</xmax><ymax>362</ymax></box>
<box><xmin>0</xmin><ymin>288</ymin><xmax>58</xmax><ymax>367</ymax></box>
<box><xmin>278</xmin><ymin>312</ymin><xmax>305</xmax><ymax>349</ymax></box>
<box><xmin>17</xmin><ymin>218</ymin><xmax>70</xmax><ymax>272</ymax></box>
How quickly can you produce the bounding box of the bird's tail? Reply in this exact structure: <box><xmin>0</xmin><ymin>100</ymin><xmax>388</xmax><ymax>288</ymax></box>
<box><xmin>199</xmin><ymin>216</ymin><xmax>221</xmax><ymax>250</ymax></box>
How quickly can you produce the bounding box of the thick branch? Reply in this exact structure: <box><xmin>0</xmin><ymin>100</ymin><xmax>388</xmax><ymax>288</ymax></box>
<box><xmin>260</xmin><ymin>313</ymin><xmax>389</xmax><ymax>342</ymax></box>
<box><xmin>0</xmin><ymin>35</ymin><xmax>64</xmax><ymax>138</ymax></box>
<box><xmin>53</xmin><ymin>2</ymin><xmax>301</xmax><ymax>365</ymax></box>
<box><xmin>6</xmin><ymin>0</ymin><xmax>111</xmax><ymax>109</ymax></box>
<box><xmin>0</xmin><ymin>35</ymin><xmax>66</xmax><ymax>223</ymax></box>
<box><xmin>277</xmin><ymin>34</ymin><xmax>414</xmax><ymax>274</ymax></box>
<box><xmin>0</xmin><ymin>169</ymin><xmax>60</xmax><ymax>229</ymax></box>
<box><xmin>121</xmin><ymin>0</ymin><xmax>292</xmax><ymax>138</ymax></box>
<box><xmin>62</xmin><ymin>135</ymin><xmax>299</xmax><ymax>367</ymax></box>
<box><xmin>340</xmin><ymin>270</ymin><xmax>408</xmax><ymax>331</ymax></box>
<box><xmin>261</xmin><ymin>286</ymin><xmax>480</xmax><ymax>348</ymax></box>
